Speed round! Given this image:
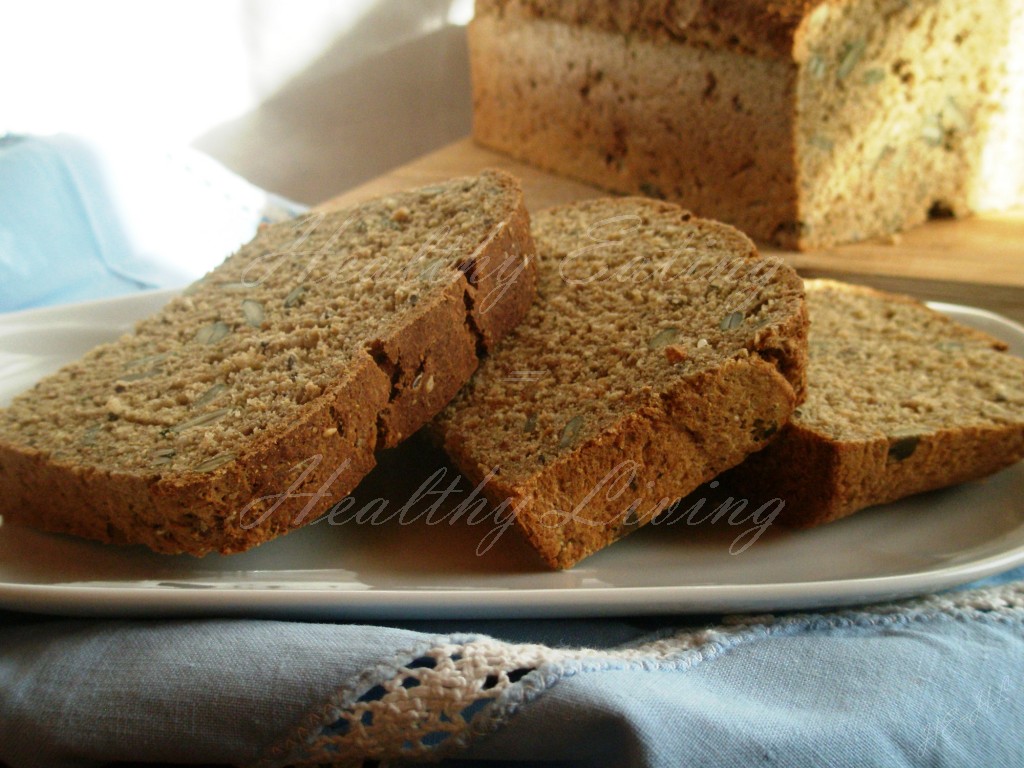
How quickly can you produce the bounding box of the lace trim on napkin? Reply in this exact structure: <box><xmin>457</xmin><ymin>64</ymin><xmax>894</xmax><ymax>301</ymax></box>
<box><xmin>255</xmin><ymin>582</ymin><xmax>1024</xmax><ymax>768</ymax></box>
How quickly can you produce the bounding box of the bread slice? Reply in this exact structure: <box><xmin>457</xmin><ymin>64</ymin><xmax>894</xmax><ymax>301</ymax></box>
<box><xmin>718</xmin><ymin>279</ymin><xmax>1024</xmax><ymax>527</ymax></box>
<box><xmin>432</xmin><ymin>198</ymin><xmax>809</xmax><ymax>569</ymax></box>
<box><xmin>0</xmin><ymin>170</ymin><xmax>537</xmax><ymax>556</ymax></box>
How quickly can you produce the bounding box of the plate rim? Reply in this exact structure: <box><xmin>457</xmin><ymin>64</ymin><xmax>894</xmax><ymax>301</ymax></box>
<box><xmin>1</xmin><ymin>541</ymin><xmax>1023</xmax><ymax>619</ymax></box>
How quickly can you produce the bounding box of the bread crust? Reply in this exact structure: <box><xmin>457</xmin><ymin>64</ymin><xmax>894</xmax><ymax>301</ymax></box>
<box><xmin>435</xmin><ymin>198</ymin><xmax>809</xmax><ymax>568</ymax></box>
<box><xmin>0</xmin><ymin>170</ymin><xmax>537</xmax><ymax>556</ymax></box>
<box><xmin>470</xmin><ymin>1</ymin><xmax>1024</xmax><ymax>248</ymax></box>
<box><xmin>445</xmin><ymin>356</ymin><xmax>800</xmax><ymax>568</ymax></box>
<box><xmin>720</xmin><ymin>280</ymin><xmax>1024</xmax><ymax>527</ymax></box>
<box><xmin>475</xmin><ymin>0</ymin><xmax>824</xmax><ymax>60</ymax></box>
<box><xmin>731</xmin><ymin>421</ymin><xmax>1024</xmax><ymax>528</ymax></box>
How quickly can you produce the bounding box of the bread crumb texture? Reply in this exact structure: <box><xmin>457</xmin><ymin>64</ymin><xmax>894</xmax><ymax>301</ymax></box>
<box><xmin>435</xmin><ymin>197</ymin><xmax>808</xmax><ymax>568</ymax></box>
<box><xmin>720</xmin><ymin>279</ymin><xmax>1024</xmax><ymax>526</ymax></box>
<box><xmin>0</xmin><ymin>170</ymin><xmax>537</xmax><ymax>555</ymax></box>
<box><xmin>470</xmin><ymin>0</ymin><xmax>1024</xmax><ymax>247</ymax></box>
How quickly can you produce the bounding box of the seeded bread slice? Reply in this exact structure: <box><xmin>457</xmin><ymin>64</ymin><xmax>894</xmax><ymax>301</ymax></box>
<box><xmin>432</xmin><ymin>198</ymin><xmax>809</xmax><ymax>569</ymax></box>
<box><xmin>0</xmin><ymin>170</ymin><xmax>537</xmax><ymax>556</ymax></box>
<box><xmin>718</xmin><ymin>279</ymin><xmax>1024</xmax><ymax>527</ymax></box>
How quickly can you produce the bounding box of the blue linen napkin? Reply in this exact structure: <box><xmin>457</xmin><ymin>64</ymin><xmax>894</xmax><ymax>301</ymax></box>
<box><xmin>0</xmin><ymin>135</ymin><xmax>1022</xmax><ymax>768</ymax></box>
<box><xmin>1</xmin><ymin>579</ymin><xmax>1023</xmax><ymax>767</ymax></box>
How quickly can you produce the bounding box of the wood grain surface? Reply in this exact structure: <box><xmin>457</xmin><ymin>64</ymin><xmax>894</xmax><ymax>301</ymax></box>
<box><xmin>319</xmin><ymin>137</ymin><xmax>1024</xmax><ymax>322</ymax></box>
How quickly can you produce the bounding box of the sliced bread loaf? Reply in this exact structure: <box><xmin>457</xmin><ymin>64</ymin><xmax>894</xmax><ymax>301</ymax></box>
<box><xmin>432</xmin><ymin>197</ymin><xmax>809</xmax><ymax>569</ymax></box>
<box><xmin>718</xmin><ymin>279</ymin><xmax>1024</xmax><ymax>527</ymax></box>
<box><xmin>0</xmin><ymin>170</ymin><xmax>537</xmax><ymax>555</ymax></box>
<box><xmin>469</xmin><ymin>0</ymin><xmax>1023</xmax><ymax>248</ymax></box>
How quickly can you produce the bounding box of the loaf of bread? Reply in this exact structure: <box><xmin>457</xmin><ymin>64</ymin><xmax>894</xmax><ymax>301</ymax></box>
<box><xmin>433</xmin><ymin>197</ymin><xmax>809</xmax><ymax>568</ymax></box>
<box><xmin>718</xmin><ymin>279</ymin><xmax>1024</xmax><ymax>527</ymax></box>
<box><xmin>0</xmin><ymin>170</ymin><xmax>537</xmax><ymax>555</ymax></box>
<box><xmin>468</xmin><ymin>0</ymin><xmax>1024</xmax><ymax>249</ymax></box>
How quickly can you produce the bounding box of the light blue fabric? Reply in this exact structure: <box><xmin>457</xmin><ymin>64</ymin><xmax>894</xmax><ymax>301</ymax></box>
<box><xmin>0</xmin><ymin>134</ymin><xmax>143</xmax><ymax>310</ymax></box>
<box><xmin>455</xmin><ymin>586</ymin><xmax>1024</xmax><ymax>767</ymax></box>
<box><xmin>0</xmin><ymin>135</ymin><xmax>1022</xmax><ymax>768</ymax></box>
<box><xmin>0</xmin><ymin>134</ymin><xmax>302</xmax><ymax>313</ymax></box>
<box><xmin>1</xmin><ymin>577</ymin><xmax>1023</xmax><ymax>767</ymax></box>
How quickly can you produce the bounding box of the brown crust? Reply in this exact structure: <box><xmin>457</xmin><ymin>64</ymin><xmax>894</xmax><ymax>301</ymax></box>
<box><xmin>719</xmin><ymin>280</ymin><xmax>1024</xmax><ymax>526</ymax></box>
<box><xmin>724</xmin><ymin>420</ymin><xmax>1024</xmax><ymax>528</ymax></box>
<box><xmin>472</xmin><ymin>2</ymin><xmax>1023</xmax><ymax>249</ymax></box>
<box><xmin>0</xmin><ymin>170</ymin><xmax>537</xmax><ymax>556</ymax></box>
<box><xmin>435</xmin><ymin>199</ymin><xmax>809</xmax><ymax>569</ymax></box>
<box><xmin>474</xmin><ymin>0</ymin><xmax>826</xmax><ymax>60</ymax></box>
<box><xmin>445</xmin><ymin>356</ymin><xmax>801</xmax><ymax>568</ymax></box>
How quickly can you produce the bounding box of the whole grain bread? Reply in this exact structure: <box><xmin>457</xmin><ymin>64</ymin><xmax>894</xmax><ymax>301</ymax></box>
<box><xmin>469</xmin><ymin>0</ymin><xmax>1024</xmax><ymax>248</ymax></box>
<box><xmin>718</xmin><ymin>279</ymin><xmax>1024</xmax><ymax>527</ymax></box>
<box><xmin>0</xmin><ymin>170</ymin><xmax>537</xmax><ymax>555</ymax></box>
<box><xmin>432</xmin><ymin>197</ymin><xmax>808</xmax><ymax>569</ymax></box>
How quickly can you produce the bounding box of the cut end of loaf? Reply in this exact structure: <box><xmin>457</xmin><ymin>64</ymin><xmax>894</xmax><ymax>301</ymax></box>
<box><xmin>470</xmin><ymin>0</ymin><xmax>1024</xmax><ymax>249</ymax></box>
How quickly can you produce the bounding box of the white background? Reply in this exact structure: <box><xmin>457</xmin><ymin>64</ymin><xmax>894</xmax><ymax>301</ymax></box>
<box><xmin>0</xmin><ymin>0</ymin><xmax>475</xmax><ymax>204</ymax></box>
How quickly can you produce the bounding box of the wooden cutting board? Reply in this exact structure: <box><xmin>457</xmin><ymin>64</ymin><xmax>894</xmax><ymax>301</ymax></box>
<box><xmin>320</xmin><ymin>138</ymin><xmax>1024</xmax><ymax>322</ymax></box>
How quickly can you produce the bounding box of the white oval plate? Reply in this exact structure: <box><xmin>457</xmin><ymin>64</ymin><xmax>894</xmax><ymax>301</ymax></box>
<box><xmin>0</xmin><ymin>290</ymin><xmax>1022</xmax><ymax>619</ymax></box>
